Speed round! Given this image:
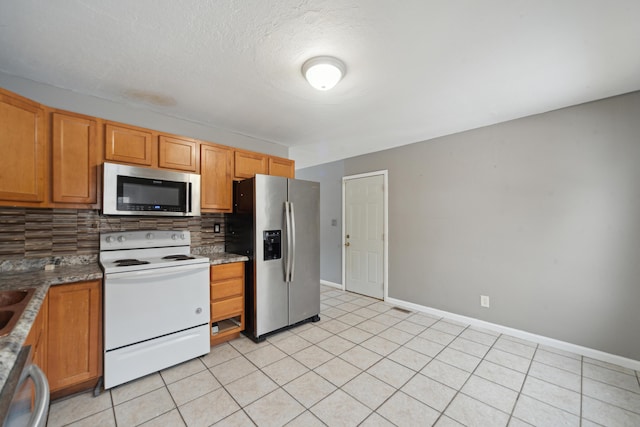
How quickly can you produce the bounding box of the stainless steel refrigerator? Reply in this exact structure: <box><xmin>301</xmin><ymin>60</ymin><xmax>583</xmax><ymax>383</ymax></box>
<box><xmin>227</xmin><ymin>174</ymin><xmax>320</xmax><ymax>341</ymax></box>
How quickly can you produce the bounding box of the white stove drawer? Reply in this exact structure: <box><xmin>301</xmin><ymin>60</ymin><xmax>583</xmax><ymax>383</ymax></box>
<box><xmin>104</xmin><ymin>324</ymin><xmax>209</xmax><ymax>389</ymax></box>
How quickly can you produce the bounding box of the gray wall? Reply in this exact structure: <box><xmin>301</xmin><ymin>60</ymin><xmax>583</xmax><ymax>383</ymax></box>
<box><xmin>0</xmin><ymin>72</ymin><xmax>287</xmax><ymax>157</ymax></box>
<box><xmin>296</xmin><ymin>160</ymin><xmax>345</xmax><ymax>284</ymax></box>
<box><xmin>300</xmin><ymin>91</ymin><xmax>640</xmax><ymax>361</ymax></box>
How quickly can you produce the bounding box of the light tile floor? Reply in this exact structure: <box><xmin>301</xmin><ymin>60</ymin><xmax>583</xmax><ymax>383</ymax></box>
<box><xmin>48</xmin><ymin>285</ymin><xmax>640</xmax><ymax>426</ymax></box>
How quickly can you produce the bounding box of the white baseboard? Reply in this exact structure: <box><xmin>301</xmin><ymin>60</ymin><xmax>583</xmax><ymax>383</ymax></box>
<box><xmin>320</xmin><ymin>280</ymin><xmax>343</xmax><ymax>290</ymax></box>
<box><xmin>385</xmin><ymin>296</ymin><xmax>640</xmax><ymax>372</ymax></box>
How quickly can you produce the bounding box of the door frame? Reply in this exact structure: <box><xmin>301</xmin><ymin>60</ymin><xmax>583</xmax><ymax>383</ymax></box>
<box><xmin>342</xmin><ymin>170</ymin><xmax>389</xmax><ymax>300</ymax></box>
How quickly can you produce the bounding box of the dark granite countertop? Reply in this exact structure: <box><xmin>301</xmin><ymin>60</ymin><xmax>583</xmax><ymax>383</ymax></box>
<box><xmin>208</xmin><ymin>252</ymin><xmax>249</xmax><ymax>265</ymax></box>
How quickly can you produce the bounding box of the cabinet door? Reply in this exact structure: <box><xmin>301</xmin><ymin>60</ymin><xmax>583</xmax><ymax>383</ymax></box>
<box><xmin>52</xmin><ymin>112</ymin><xmax>98</xmax><ymax>204</ymax></box>
<box><xmin>0</xmin><ymin>90</ymin><xmax>46</xmax><ymax>202</ymax></box>
<box><xmin>24</xmin><ymin>294</ymin><xmax>48</xmax><ymax>372</ymax></box>
<box><xmin>158</xmin><ymin>135</ymin><xmax>198</xmax><ymax>172</ymax></box>
<box><xmin>268</xmin><ymin>157</ymin><xmax>295</xmax><ymax>178</ymax></box>
<box><xmin>105</xmin><ymin>123</ymin><xmax>153</xmax><ymax>166</ymax></box>
<box><xmin>234</xmin><ymin>151</ymin><xmax>268</xmax><ymax>179</ymax></box>
<box><xmin>47</xmin><ymin>281</ymin><xmax>102</xmax><ymax>392</ymax></box>
<box><xmin>201</xmin><ymin>144</ymin><xmax>233</xmax><ymax>211</ymax></box>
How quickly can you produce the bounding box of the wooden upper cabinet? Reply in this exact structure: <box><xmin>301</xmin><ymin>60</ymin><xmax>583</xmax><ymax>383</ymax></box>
<box><xmin>201</xmin><ymin>143</ymin><xmax>233</xmax><ymax>212</ymax></box>
<box><xmin>234</xmin><ymin>150</ymin><xmax>268</xmax><ymax>180</ymax></box>
<box><xmin>52</xmin><ymin>112</ymin><xmax>99</xmax><ymax>205</ymax></box>
<box><xmin>47</xmin><ymin>280</ymin><xmax>102</xmax><ymax>393</ymax></box>
<box><xmin>105</xmin><ymin>122</ymin><xmax>154</xmax><ymax>166</ymax></box>
<box><xmin>158</xmin><ymin>135</ymin><xmax>198</xmax><ymax>172</ymax></box>
<box><xmin>0</xmin><ymin>89</ymin><xmax>46</xmax><ymax>203</ymax></box>
<box><xmin>268</xmin><ymin>156</ymin><xmax>295</xmax><ymax>178</ymax></box>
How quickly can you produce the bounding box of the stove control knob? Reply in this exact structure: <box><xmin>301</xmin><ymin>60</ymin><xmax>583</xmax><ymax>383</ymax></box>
<box><xmin>117</xmin><ymin>236</ymin><xmax>126</xmax><ymax>243</ymax></box>
<box><xmin>171</xmin><ymin>234</ymin><xmax>178</xmax><ymax>240</ymax></box>
<box><xmin>179</xmin><ymin>233</ymin><xmax>185</xmax><ymax>240</ymax></box>
<box><xmin>106</xmin><ymin>236</ymin><xmax>115</xmax><ymax>243</ymax></box>
<box><xmin>146</xmin><ymin>233</ymin><xmax>154</xmax><ymax>240</ymax></box>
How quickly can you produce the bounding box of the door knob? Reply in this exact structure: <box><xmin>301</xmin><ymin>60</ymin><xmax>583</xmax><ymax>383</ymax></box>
<box><xmin>345</xmin><ymin>242</ymin><xmax>350</xmax><ymax>247</ymax></box>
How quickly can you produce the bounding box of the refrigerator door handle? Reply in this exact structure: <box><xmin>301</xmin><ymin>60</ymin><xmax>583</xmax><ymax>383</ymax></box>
<box><xmin>284</xmin><ymin>201</ymin><xmax>292</xmax><ymax>282</ymax></box>
<box><xmin>290</xmin><ymin>201</ymin><xmax>296</xmax><ymax>282</ymax></box>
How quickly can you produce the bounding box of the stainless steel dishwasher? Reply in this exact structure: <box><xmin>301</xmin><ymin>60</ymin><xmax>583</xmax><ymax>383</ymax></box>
<box><xmin>1</xmin><ymin>346</ymin><xmax>49</xmax><ymax>427</ymax></box>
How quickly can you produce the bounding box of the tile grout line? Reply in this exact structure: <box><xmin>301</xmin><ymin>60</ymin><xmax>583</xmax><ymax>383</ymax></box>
<box><xmin>300</xmin><ymin>303</ymin><xmax>441</xmax><ymax>425</ymax></box>
<box><xmin>430</xmin><ymin>324</ymin><xmax>503</xmax><ymax>426</ymax></box>
<box><xmin>109</xmin><ymin>390</ymin><xmax>117</xmax><ymax>427</ymax></box>
<box><xmin>311</xmin><ymin>302</ymin><xmax>405</xmax><ymax>425</ymax></box>
<box><xmin>350</xmin><ymin>313</ymin><xmax>451</xmax><ymax>427</ymax></box>
<box><xmin>506</xmin><ymin>340</ymin><xmax>538</xmax><ymax>426</ymax></box>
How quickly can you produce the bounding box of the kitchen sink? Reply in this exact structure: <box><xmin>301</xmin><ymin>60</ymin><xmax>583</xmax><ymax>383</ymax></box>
<box><xmin>0</xmin><ymin>288</ymin><xmax>36</xmax><ymax>337</ymax></box>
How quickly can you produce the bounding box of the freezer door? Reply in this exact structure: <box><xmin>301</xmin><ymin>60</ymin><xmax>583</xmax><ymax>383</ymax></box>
<box><xmin>288</xmin><ymin>178</ymin><xmax>320</xmax><ymax>324</ymax></box>
<box><xmin>254</xmin><ymin>175</ymin><xmax>289</xmax><ymax>337</ymax></box>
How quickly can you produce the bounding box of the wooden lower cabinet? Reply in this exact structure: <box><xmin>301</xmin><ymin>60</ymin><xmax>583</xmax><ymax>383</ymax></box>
<box><xmin>210</xmin><ymin>262</ymin><xmax>245</xmax><ymax>346</ymax></box>
<box><xmin>24</xmin><ymin>280</ymin><xmax>102</xmax><ymax>399</ymax></box>
<box><xmin>23</xmin><ymin>294</ymin><xmax>48</xmax><ymax>373</ymax></box>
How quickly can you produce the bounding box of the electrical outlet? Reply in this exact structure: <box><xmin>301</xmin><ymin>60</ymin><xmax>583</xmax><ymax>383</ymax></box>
<box><xmin>480</xmin><ymin>295</ymin><xmax>490</xmax><ymax>308</ymax></box>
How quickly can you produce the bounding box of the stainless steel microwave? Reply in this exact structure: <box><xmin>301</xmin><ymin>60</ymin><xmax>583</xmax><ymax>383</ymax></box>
<box><xmin>103</xmin><ymin>162</ymin><xmax>201</xmax><ymax>216</ymax></box>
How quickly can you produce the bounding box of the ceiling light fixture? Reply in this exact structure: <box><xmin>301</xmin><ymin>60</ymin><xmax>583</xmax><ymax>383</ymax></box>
<box><xmin>302</xmin><ymin>56</ymin><xmax>346</xmax><ymax>91</ymax></box>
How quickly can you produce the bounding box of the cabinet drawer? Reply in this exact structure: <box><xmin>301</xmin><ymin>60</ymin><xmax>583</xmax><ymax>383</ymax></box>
<box><xmin>211</xmin><ymin>278</ymin><xmax>243</xmax><ymax>300</ymax></box>
<box><xmin>211</xmin><ymin>297</ymin><xmax>243</xmax><ymax>321</ymax></box>
<box><xmin>210</xmin><ymin>262</ymin><xmax>244</xmax><ymax>281</ymax></box>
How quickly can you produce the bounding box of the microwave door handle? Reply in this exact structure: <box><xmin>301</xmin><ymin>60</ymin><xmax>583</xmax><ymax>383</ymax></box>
<box><xmin>186</xmin><ymin>182</ymin><xmax>191</xmax><ymax>213</ymax></box>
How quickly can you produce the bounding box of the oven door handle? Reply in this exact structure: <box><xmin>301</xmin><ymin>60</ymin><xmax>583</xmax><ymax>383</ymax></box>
<box><xmin>106</xmin><ymin>263</ymin><xmax>209</xmax><ymax>279</ymax></box>
<box><xmin>27</xmin><ymin>364</ymin><xmax>49</xmax><ymax>427</ymax></box>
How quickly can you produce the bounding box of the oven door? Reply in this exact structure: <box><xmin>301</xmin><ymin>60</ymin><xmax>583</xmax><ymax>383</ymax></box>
<box><xmin>104</xmin><ymin>263</ymin><xmax>210</xmax><ymax>350</ymax></box>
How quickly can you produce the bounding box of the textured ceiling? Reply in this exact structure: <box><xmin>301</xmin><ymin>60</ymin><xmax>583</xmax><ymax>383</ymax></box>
<box><xmin>1</xmin><ymin>1</ymin><xmax>639</xmax><ymax>168</ymax></box>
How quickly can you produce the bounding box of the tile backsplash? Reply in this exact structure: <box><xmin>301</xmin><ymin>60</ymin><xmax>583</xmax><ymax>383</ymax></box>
<box><xmin>0</xmin><ymin>207</ymin><xmax>226</xmax><ymax>259</ymax></box>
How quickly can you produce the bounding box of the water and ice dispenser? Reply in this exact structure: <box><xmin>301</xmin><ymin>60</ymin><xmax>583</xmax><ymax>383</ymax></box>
<box><xmin>263</xmin><ymin>230</ymin><xmax>281</xmax><ymax>260</ymax></box>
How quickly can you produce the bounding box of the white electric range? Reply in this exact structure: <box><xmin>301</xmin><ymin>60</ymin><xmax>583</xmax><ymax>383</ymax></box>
<box><xmin>99</xmin><ymin>230</ymin><xmax>210</xmax><ymax>389</ymax></box>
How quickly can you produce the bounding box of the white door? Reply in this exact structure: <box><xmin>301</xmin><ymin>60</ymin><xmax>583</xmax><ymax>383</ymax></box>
<box><xmin>344</xmin><ymin>173</ymin><xmax>385</xmax><ymax>299</ymax></box>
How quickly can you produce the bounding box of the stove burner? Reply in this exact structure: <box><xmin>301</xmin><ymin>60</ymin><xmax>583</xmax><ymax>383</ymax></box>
<box><xmin>162</xmin><ymin>254</ymin><xmax>196</xmax><ymax>261</ymax></box>
<box><xmin>114</xmin><ymin>259</ymin><xmax>150</xmax><ymax>267</ymax></box>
